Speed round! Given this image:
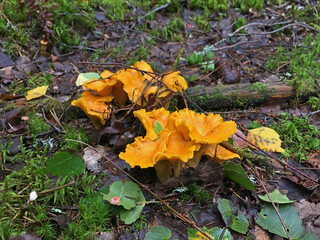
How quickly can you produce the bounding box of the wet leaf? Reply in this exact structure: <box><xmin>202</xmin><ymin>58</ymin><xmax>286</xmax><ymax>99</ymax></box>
<box><xmin>154</xmin><ymin>121</ymin><xmax>163</xmax><ymax>135</ymax></box>
<box><xmin>258</xmin><ymin>189</ymin><xmax>295</xmax><ymax>204</ymax></box>
<box><xmin>75</xmin><ymin>72</ymin><xmax>101</xmax><ymax>86</ymax></box>
<box><xmin>145</xmin><ymin>226</ymin><xmax>172</xmax><ymax>240</ymax></box>
<box><xmin>187</xmin><ymin>227</ymin><xmax>233</xmax><ymax>240</ymax></box>
<box><xmin>103</xmin><ymin>181</ymin><xmax>143</xmax><ymax>210</ymax></box>
<box><xmin>26</xmin><ymin>85</ymin><xmax>48</xmax><ymax>100</ymax></box>
<box><xmin>218</xmin><ymin>198</ymin><xmax>248</xmax><ymax>234</ymax></box>
<box><xmin>256</xmin><ymin>203</ymin><xmax>305</xmax><ymax>239</ymax></box>
<box><xmin>247</xmin><ymin>127</ymin><xmax>284</xmax><ymax>152</ymax></box>
<box><xmin>118</xmin><ymin>182</ymin><xmax>146</xmax><ymax>224</ymax></box>
<box><xmin>223</xmin><ymin>162</ymin><xmax>254</xmax><ymax>190</ymax></box>
<box><xmin>44</xmin><ymin>151</ymin><xmax>85</xmax><ymax>176</ymax></box>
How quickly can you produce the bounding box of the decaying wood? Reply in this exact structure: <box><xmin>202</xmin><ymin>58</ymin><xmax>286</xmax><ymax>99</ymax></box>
<box><xmin>184</xmin><ymin>81</ymin><xmax>318</xmax><ymax>110</ymax></box>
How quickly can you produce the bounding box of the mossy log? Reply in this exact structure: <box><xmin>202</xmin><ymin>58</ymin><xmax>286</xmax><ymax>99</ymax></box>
<box><xmin>184</xmin><ymin>82</ymin><xmax>309</xmax><ymax>110</ymax></box>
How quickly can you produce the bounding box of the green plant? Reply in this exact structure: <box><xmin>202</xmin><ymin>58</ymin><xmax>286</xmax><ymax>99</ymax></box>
<box><xmin>102</xmin><ymin>0</ymin><xmax>129</xmax><ymax>20</ymax></box>
<box><xmin>62</xmin><ymin>124</ymin><xmax>89</xmax><ymax>150</ymax></box>
<box><xmin>0</xmin><ymin>139</ymin><xmax>104</xmax><ymax>238</ymax></box>
<box><xmin>28</xmin><ymin>110</ymin><xmax>50</xmax><ymax>135</ymax></box>
<box><xmin>266</xmin><ymin>45</ymin><xmax>286</xmax><ymax>70</ymax></box>
<box><xmin>268</xmin><ymin>34</ymin><xmax>320</xmax><ymax>95</ymax></box>
<box><xmin>186</xmin><ymin>52</ymin><xmax>204</xmax><ymax>66</ymax></box>
<box><xmin>185</xmin><ymin>46</ymin><xmax>215</xmax><ymax>72</ymax></box>
<box><xmin>307</xmin><ymin>95</ymin><xmax>320</xmax><ymax>110</ymax></box>
<box><xmin>181</xmin><ymin>183</ymin><xmax>211</xmax><ymax>204</ymax></box>
<box><xmin>128</xmin><ymin>46</ymin><xmax>150</xmax><ymax>65</ymax></box>
<box><xmin>234</xmin><ymin>17</ymin><xmax>246</xmax><ymax>33</ymax></box>
<box><xmin>160</xmin><ymin>17</ymin><xmax>185</xmax><ymax>42</ymax></box>
<box><xmin>192</xmin><ymin>15</ymin><xmax>210</xmax><ymax>32</ymax></box>
<box><xmin>190</xmin><ymin>0</ymin><xmax>229</xmax><ymax>11</ymax></box>
<box><xmin>232</xmin><ymin>0</ymin><xmax>264</xmax><ymax>13</ymax></box>
<box><xmin>64</xmin><ymin>190</ymin><xmax>111</xmax><ymax>239</ymax></box>
<box><xmin>247</xmin><ymin>120</ymin><xmax>262</xmax><ymax>129</ymax></box>
<box><xmin>272</xmin><ymin>113</ymin><xmax>320</xmax><ymax>161</ymax></box>
<box><xmin>0</xmin><ymin>137</ymin><xmax>14</xmax><ymax>170</ymax></box>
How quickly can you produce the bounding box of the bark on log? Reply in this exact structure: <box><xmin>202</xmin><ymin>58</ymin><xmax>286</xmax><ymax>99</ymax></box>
<box><xmin>184</xmin><ymin>81</ymin><xmax>316</xmax><ymax>110</ymax></box>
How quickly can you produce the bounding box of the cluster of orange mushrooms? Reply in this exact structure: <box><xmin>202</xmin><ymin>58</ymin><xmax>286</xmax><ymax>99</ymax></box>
<box><xmin>120</xmin><ymin>108</ymin><xmax>240</xmax><ymax>182</ymax></box>
<box><xmin>72</xmin><ymin>61</ymin><xmax>239</xmax><ymax>182</ymax></box>
<box><xmin>71</xmin><ymin>61</ymin><xmax>187</xmax><ymax>128</ymax></box>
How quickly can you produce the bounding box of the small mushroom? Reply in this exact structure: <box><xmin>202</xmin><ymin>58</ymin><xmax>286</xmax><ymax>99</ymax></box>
<box><xmin>71</xmin><ymin>91</ymin><xmax>113</xmax><ymax>129</ymax></box>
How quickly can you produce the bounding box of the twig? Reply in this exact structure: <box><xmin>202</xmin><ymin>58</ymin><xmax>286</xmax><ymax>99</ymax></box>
<box><xmin>235</xmin><ymin>133</ymin><xmax>319</xmax><ymax>184</ymax></box>
<box><xmin>299</xmin><ymin>61</ymin><xmax>320</xmax><ymax>89</ymax></box>
<box><xmin>65</xmin><ymin>139</ymin><xmax>215</xmax><ymax>240</ymax></box>
<box><xmin>138</xmin><ymin>3</ymin><xmax>171</xmax><ymax>20</ymax></box>
<box><xmin>232</xmin><ymin>21</ymin><xmax>318</xmax><ymax>36</ymax></box>
<box><xmin>307</xmin><ymin>109</ymin><xmax>320</xmax><ymax>117</ymax></box>
<box><xmin>252</xmin><ymin>166</ymin><xmax>291</xmax><ymax>240</ymax></box>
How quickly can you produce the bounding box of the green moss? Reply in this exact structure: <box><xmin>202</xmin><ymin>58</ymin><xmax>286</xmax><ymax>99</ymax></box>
<box><xmin>272</xmin><ymin>113</ymin><xmax>320</xmax><ymax>161</ymax></box>
<box><xmin>61</xmin><ymin>124</ymin><xmax>89</xmax><ymax>150</ymax></box>
<box><xmin>267</xmin><ymin>34</ymin><xmax>320</xmax><ymax>95</ymax></box>
<box><xmin>190</xmin><ymin>0</ymin><xmax>229</xmax><ymax>12</ymax></box>
<box><xmin>28</xmin><ymin>110</ymin><xmax>50</xmax><ymax>135</ymax></box>
<box><xmin>181</xmin><ymin>183</ymin><xmax>211</xmax><ymax>204</ymax></box>
<box><xmin>234</xmin><ymin>17</ymin><xmax>246</xmax><ymax>33</ymax></box>
<box><xmin>248</xmin><ymin>82</ymin><xmax>273</xmax><ymax>96</ymax></box>
<box><xmin>232</xmin><ymin>0</ymin><xmax>264</xmax><ymax>13</ymax></box>
<box><xmin>0</xmin><ymin>100</ymin><xmax>17</xmax><ymax>114</ymax></box>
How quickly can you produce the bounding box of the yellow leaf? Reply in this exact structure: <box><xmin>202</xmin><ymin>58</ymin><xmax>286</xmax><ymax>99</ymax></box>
<box><xmin>26</xmin><ymin>86</ymin><xmax>48</xmax><ymax>100</ymax></box>
<box><xmin>247</xmin><ymin>127</ymin><xmax>284</xmax><ymax>152</ymax></box>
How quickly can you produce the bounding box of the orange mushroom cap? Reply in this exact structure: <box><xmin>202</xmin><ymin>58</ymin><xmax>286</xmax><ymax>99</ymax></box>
<box><xmin>119</xmin><ymin>129</ymin><xmax>170</xmax><ymax>168</ymax></box>
<box><xmin>203</xmin><ymin>143</ymin><xmax>240</xmax><ymax>164</ymax></box>
<box><xmin>71</xmin><ymin>91</ymin><xmax>113</xmax><ymax>129</ymax></box>
<box><xmin>158</xmin><ymin>71</ymin><xmax>188</xmax><ymax>98</ymax></box>
<box><xmin>82</xmin><ymin>78</ymin><xmax>118</xmax><ymax>96</ymax></box>
<box><xmin>173</xmin><ymin>108</ymin><xmax>237</xmax><ymax>144</ymax></box>
<box><xmin>133</xmin><ymin>108</ymin><xmax>171</xmax><ymax>139</ymax></box>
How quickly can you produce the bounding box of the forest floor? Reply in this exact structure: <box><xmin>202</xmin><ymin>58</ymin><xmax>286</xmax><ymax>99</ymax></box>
<box><xmin>0</xmin><ymin>0</ymin><xmax>320</xmax><ymax>239</ymax></box>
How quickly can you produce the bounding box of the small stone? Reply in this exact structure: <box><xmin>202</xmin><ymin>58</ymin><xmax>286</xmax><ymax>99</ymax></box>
<box><xmin>216</xmin><ymin>58</ymin><xmax>240</xmax><ymax>84</ymax></box>
<box><xmin>0</xmin><ymin>51</ymin><xmax>14</xmax><ymax>68</ymax></box>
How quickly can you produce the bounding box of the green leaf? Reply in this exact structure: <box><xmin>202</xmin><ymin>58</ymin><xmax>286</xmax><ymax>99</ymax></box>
<box><xmin>119</xmin><ymin>184</ymin><xmax>146</xmax><ymax>224</ymax></box>
<box><xmin>187</xmin><ymin>227</ymin><xmax>233</xmax><ymax>240</ymax></box>
<box><xmin>258</xmin><ymin>189</ymin><xmax>295</xmax><ymax>204</ymax></box>
<box><xmin>120</xmin><ymin>204</ymin><xmax>144</xmax><ymax>224</ymax></box>
<box><xmin>145</xmin><ymin>226</ymin><xmax>172</xmax><ymax>240</ymax></box>
<box><xmin>223</xmin><ymin>162</ymin><xmax>254</xmax><ymax>190</ymax></box>
<box><xmin>154</xmin><ymin>121</ymin><xmax>163</xmax><ymax>135</ymax></box>
<box><xmin>256</xmin><ymin>203</ymin><xmax>305</xmax><ymax>239</ymax></box>
<box><xmin>300</xmin><ymin>232</ymin><xmax>320</xmax><ymax>240</ymax></box>
<box><xmin>103</xmin><ymin>181</ymin><xmax>142</xmax><ymax>210</ymax></box>
<box><xmin>218</xmin><ymin>198</ymin><xmax>248</xmax><ymax>234</ymax></box>
<box><xmin>76</xmin><ymin>72</ymin><xmax>101</xmax><ymax>86</ymax></box>
<box><xmin>44</xmin><ymin>151</ymin><xmax>85</xmax><ymax>176</ymax></box>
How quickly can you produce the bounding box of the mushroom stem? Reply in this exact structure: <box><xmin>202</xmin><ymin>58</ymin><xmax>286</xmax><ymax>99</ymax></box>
<box><xmin>186</xmin><ymin>145</ymin><xmax>210</xmax><ymax>168</ymax></box>
<box><xmin>154</xmin><ymin>160</ymin><xmax>173</xmax><ymax>183</ymax></box>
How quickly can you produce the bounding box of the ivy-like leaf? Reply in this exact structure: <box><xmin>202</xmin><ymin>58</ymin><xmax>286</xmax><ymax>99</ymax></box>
<box><xmin>247</xmin><ymin>127</ymin><xmax>284</xmax><ymax>152</ymax></box>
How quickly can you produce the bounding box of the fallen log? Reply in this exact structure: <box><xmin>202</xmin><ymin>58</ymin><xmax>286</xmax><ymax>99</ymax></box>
<box><xmin>184</xmin><ymin>81</ymin><xmax>316</xmax><ymax>110</ymax></box>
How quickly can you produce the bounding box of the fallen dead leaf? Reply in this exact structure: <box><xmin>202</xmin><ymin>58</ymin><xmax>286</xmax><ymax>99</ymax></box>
<box><xmin>232</xmin><ymin>129</ymin><xmax>248</xmax><ymax>148</ymax></box>
<box><xmin>26</xmin><ymin>86</ymin><xmax>48</xmax><ymax>100</ymax></box>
